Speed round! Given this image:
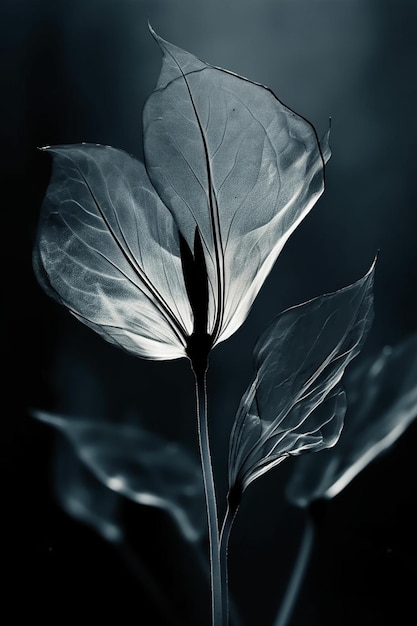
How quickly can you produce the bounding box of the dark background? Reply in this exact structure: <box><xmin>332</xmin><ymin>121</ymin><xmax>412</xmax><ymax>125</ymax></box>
<box><xmin>3</xmin><ymin>0</ymin><xmax>417</xmax><ymax>624</ymax></box>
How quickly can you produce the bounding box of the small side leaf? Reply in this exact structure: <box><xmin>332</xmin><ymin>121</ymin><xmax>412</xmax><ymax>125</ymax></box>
<box><xmin>228</xmin><ymin>261</ymin><xmax>375</xmax><ymax>497</ymax></box>
<box><xmin>33</xmin><ymin>410</ymin><xmax>205</xmax><ymax>543</ymax></box>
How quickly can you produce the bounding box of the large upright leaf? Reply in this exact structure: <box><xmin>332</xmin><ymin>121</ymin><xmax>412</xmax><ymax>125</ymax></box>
<box><xmin>228</xmin><ymin>262</ymin><xmax>375</xmax><ymax>497</ymax></box>
<box><xmin>144</xmin><ymin>25</ymin><xmax>329</xmax><ymax>346</ymax></box>
<box><xmin>286</xmin><ymin>330</ymin><xmax>417</xmax><ymax>506</ymax></box>
<box><xmin>33</xmin><ymin>410</ymin><xmax>205</xmax><ymax>543</ymax></box>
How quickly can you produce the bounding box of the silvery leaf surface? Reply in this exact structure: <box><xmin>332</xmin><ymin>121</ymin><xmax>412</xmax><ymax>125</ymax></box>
<box><xmin>34</xmin><ymin>27</ymin><xmax>330</xmax><ymax>360</ymax></box>
<box><xmin>143</xmin><ymin>26</ymin><xmax>329</xmax><ymax>346</ymax></box>
<box><xmin>286</xmin><ymin>330</ymin><xmax>417</xmax><ymax>507</ymax></box>
<box><xmin>33</xmin><ymin>144</ymin><xmax>193</xmax><ymax>360</ymax></box>
<box><xmin>229</xmin><ymin>262</ymin><xmax>375</xmax><ymax>496</ymax></box>
<box><xmin>33</xmin><ymin>410</ymin><xmax>205</xmax><ymax>542</ymax></box>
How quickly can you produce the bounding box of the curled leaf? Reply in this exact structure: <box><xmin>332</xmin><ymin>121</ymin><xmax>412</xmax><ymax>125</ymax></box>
<box><xmin>286</xmin><ymin>330</ymin><xmax>417</xmax><ymax>506</ymax></box>
<box><xmin>228</xmin><ymin>262</ymin><xmax>375</xmax><ymax>497</ymax></box>
<box><xmin>33</xmin><ymin>410</ymin><xmax>205</xmax><ymax>543</ymax></box>
<box><xmin>33</xmin><ymin>25</ymin><xmax>329</xmax><ymax>363</ymax></box>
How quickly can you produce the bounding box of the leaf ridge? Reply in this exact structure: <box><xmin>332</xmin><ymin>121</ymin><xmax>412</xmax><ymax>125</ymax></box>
<box><xmin>155</xmin><ymin>38</ymin><xmax>226</xmax><ymax>340</ymax></box>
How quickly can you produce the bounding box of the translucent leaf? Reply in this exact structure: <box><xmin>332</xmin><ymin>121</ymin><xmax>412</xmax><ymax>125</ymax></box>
<box><xmin>33</xmin><ymin>27</ymin><xmax>330</xmax><ymax>363</ymax></box>
<box><xmin>33</xmin><ymin>144</ymin><xmax>192</xmax><ymax>361</ymax></box>
<box><xmin>33</xmin><ymin>410</ymin><xmax>205</xmax><ymax>542</ymax></box>
<box><xmin>144</xmin><ymin>25</ymin><xmax>329</xmax><ymax>346</ymax></box>
<box><xmin>286</xmin><ymin>330</ymin><xmax>417</xmax><ymax>507</ymax></box>
<box><xmin>229</xmin><ymin>262</ymin><xmax>375</xmax><ymax>496</ymax></box>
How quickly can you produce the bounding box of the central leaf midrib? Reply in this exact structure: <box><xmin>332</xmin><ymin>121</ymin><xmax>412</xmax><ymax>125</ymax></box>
<box><xmin>165</xmin><ymin>50</ymin><xmax>225</xmax><ymax>341</ymax></box>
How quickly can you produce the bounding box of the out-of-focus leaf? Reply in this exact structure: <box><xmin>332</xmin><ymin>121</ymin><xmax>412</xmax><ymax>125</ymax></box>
<box><xmin>53</xmin><ymin>435</ymin><xmax>124</xmax><ymax>543</ymax></box>
<box><xmin>33</xmin><ymin>410</ymin><xmax>205</xmax><ymax>543</ymax></box>
<box><xmin>228</xmin><ymin>262</ymin><xmax>375</xmax><ymax>496</ymax></box>
<box><xmin>52</xmin><ymin>435</ymin><xmax>184</xmax><ymax>626</ymax></box>
<box><xmin>33</xmin><ymin>25</ymin><xmax>329</xmax><ymax>364</ymax></box>
<box><xmin>286</xmin><ymin>330</ymin><xmax>417</xmax><ymax>507</ymax></box>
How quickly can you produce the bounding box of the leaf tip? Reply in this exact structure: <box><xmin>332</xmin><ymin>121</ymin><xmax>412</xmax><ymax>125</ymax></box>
<box><xmin>31</xmin><ymin>408</ymin><xmax>58</xmax><ymax>426</ymax></box>
<box><xmin>367</xmin><ymin>252</ymin><xmax>379</xmax><ymax>279</ymax></box>
<box><xmin>147</xmin><ymin>20</ymin><xmax>167</xmax><ymax>50</ymax></box>
<box><xmin>147</xmin><ymin>19</ymin><xmax>156</xmax><ymax>37</ymax></box>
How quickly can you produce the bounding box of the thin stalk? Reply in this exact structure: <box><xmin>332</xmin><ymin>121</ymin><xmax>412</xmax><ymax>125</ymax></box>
<box><xmin>193</xmin><ymin>535</ymin><xmax>243</xmax><ymax>626</ymax></box>
<box><xmin>219</xmin><ymin>500</ymin><xmax>240</xmax><ymax>626</ymax></box>
<box><xmin>272</xmin><ymin>514</ymin><xmax>315</xmax><ymax>626</ymax></box>
<box><xmin>194</xmin><ymin>368</ymin><xmax>223</xmax><ymax>626</ymax></box>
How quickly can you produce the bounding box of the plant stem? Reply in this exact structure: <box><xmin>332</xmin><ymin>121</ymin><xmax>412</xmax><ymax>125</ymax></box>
<box><xmin>272</xmin><ymin>513</ymin><xmax>315</xmax><ymax>626</ymax></box>
<box><xmin>193</xmin><ymin>526</ymin><xmax>243</xmax><ymax>626</ymax></box>
<box><xmin>219</xmin><ymin>500</ymin><xmax>239</xmax><ymax>626</ymax></box>
<box><xmin>194</xmin><ymin>369</ymin><xmax>223</xmax><ymax>626</ymax></box>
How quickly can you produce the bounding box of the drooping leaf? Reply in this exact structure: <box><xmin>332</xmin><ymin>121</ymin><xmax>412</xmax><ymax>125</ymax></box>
<box><xmin>33</xmin><ymin>410</ymin><xmax>205</xmax><ymax>543</ymax></box>
<box><xmin>33</xmin><ymin>26</ymin><xmax>330</xmax><ymax>363</ymax></box>
<box><xmin>228</xmin><ymin>261</ymin><xmax>375</xmax><ymax>497</ymax></box>
<box><xmin>52</xmin><ymin>436</ymin><xmax>183</xmax><ymax>626</ymax></box>
<box><xmin>53</xmin><ymin>435</ymin><xmax>124</xmax><ymax>543</ymax></box>
<box><xmin>286</xmin><ymin>330</ymin><xmax>417</xmax><ymax>507</ymax></box>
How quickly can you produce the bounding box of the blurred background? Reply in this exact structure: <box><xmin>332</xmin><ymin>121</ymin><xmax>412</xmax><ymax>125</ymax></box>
<box><xmin>2</xmin><ymin>0</ymin><xmax>417</xmax><ymax>624</ymax></box>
